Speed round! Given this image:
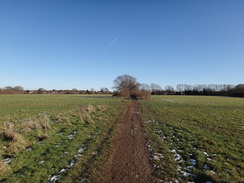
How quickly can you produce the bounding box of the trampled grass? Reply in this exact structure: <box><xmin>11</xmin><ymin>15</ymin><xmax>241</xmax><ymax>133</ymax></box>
<box><xmin>0</xmin><ymin>94</ymin><xmax>125</xmax><ymax>182</ymax></box>
<box><xmin>141</xmin><ymin>96</ymin><xmax>244</xmax><ymax>183</ymax></box>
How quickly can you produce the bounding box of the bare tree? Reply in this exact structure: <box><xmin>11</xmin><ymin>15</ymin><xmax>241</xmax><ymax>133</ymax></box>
<box><xmin>14</xmin><ymin>86</ymin><xmax>24</xmax><ymax>91</ymax></box>
<box><xmin>113</xmin><ymin>74</ymin><xmax>140</xmax><ymax>97</ymax></box>
<box><xmin>37</xmin><ymin>88</ymin><xmax>46</xmax><ymax>94</ymax></box>
<box><xmin>150</xmin><ymin>83</ymin><xmax>162</xmax><ymax>95</ymax></box>
<box><xmin>101</xmin><ymin>87</ymin><xmax>110</xmax><ymax>94</ymax></box>
<box><xmin>140</xmin><ymin>83</ymin><xmax>151</xmax><ymax>91</ymax></box>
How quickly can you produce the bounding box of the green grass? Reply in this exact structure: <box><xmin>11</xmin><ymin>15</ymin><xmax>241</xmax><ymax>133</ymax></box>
<box><xmin>141</xmin><ymin>95</ymin><xmax>244</xmax><ymax>183</ymax></box>
<box><xmin>0</xmin><ymin>94</ymin><xmax>125</xmax><ymax>182</ymax></box>
<box><xmin>1</xmin><ymin>94</ymin><xmax>243</xmax><ymax>182</ymax></box>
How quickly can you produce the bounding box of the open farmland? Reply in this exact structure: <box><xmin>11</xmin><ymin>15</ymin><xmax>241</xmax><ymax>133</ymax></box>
<box><xmin>0</xmin><ymin>94</ymin><xmax>126</xmax><ymax>182</ymax></box>
<box><xmin>0</xmin><ymin>95</ymin><xmax>243</xmax><ymax>183</ymax></box>
<box><xmin>140</xmin><ymin>96</ymin><xmax>244</xmax><ymax>182</ymax></box>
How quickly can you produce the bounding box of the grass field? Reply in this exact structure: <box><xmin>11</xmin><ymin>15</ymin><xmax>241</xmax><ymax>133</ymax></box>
<box><xmin>141</xmin><ymin>95</ymin><xmax>244</xmax><ymax>182</ymax></box>
<box><xmin>0</xmin><ymin>94</ymin><xmax>125</xmax><ymax>182</ymax></box>
<box><xmin>0</xmin><ymin>94</ymin><xmax>243</xmax><ymax>182</ymax></box>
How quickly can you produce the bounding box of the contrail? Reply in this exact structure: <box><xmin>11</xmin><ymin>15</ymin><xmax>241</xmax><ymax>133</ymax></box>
<box><xmin>105</xmin><ymin>38</ymin><xmax>117</xmax><ymax>51</ymax></box>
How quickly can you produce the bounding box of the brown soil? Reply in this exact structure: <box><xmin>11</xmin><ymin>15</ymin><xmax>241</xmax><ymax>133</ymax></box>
<box><xmin>94</xmin><ymin>101</ymin><xmax>161</xmax><ymax>183</ymax></box>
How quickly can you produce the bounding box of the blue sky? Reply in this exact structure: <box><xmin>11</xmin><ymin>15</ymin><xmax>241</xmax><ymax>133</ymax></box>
<box><xmin>0</xmin><ymin>0</ymin><xmax>243</xmax><ymax>90</ymax></box>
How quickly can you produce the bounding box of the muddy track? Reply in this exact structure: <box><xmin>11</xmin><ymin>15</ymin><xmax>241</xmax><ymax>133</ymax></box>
<box><xmin>93</xmin><ymin>101</ymin><xmax>160</xmax><ymax>183</ymax></box>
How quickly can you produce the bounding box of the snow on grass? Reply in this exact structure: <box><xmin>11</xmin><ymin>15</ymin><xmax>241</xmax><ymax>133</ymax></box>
<box><xmin>48</xmin><ymin>146</ymin><xmax>86</xmax><ymax>182</ymax></box>
<box><xmin>3</xmin><ymin>158</ymin><xmax>12</xmax><ymax>164</ymax></box>
<box><xmin>48</xmin><ymin>175</ymin><xmax>59</xmax><ymax>183</ymax></box>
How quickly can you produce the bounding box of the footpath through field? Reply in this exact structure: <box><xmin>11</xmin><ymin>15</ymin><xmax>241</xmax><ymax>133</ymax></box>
<box><xmin>92</xmin><ymin>101</ymin><xmax>160</xmax><ymax>183</ymax></box>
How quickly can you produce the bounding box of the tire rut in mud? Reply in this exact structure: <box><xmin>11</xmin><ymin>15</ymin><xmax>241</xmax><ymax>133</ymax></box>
<box><xmin>92</xmin><ymin>101</ymin><xmax>160</xmax><ymax>183</ymax></box>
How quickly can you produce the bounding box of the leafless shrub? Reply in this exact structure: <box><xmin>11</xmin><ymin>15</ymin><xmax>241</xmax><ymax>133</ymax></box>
<box><xmin>131</xmin><ymin>90</ymin><xmax>151</xmax><ymax>100</ymax></box>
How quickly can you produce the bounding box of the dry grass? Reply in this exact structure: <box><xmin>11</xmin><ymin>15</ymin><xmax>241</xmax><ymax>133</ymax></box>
<box><xmin>1</xmin><ymin>123</ymin><xmax>28</xmax><ymax>153</ymax></box>
<box><xmin>21</xmin><ymin>118</ymin><xmax>41</xmax><ymax>134</ymax></box>
<box><xmin>2</xmin><ymin>124</ymin><xmax>17</xmax><ymax>141</ymax></box>
<box><xmin>0</xmin><ymin>160</ymin><xmax>9</xmax><ymax>171</ymax></box>
<box><xmin>76</xmin><ymin>105</ymin><xmax>108</xmax><ymax>124</ymax></box>
<box><xmin>77</xmin><ymin>109</ymin><xmax>87</xmax><ymax>121</ymax></box>
<box><xmin>36</xmin><ymin>129</ymin><xmax>49</xmax><ymax>141</ymax></box>
<box><xmin>77</xmin><ymin>105</ymin><xmax>97</xmax><ymax>122</ymax></box>
<box><xmin>97</xmin><ymin>105</ymin><xmax>108</xmax><ymax>111</ymax></box>
<box><xmin>86</xmin><ymin>104</ymin><xmax>96</xmax><ymax>113</ymax></box>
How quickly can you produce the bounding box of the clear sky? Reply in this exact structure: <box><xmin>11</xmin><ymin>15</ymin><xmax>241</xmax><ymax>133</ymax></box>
<box><xmin>0</xmin><ymin>0</ymin><xmax>243</xmax><ymax>90</ymax></box>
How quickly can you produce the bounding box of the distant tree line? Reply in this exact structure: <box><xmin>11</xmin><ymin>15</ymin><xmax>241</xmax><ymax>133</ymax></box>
<box><xmin>173</xmin><ymin>84</ymin><xmax>244</xmax><ymax>97</ymax></box>
<box><xmin>1</xmin><ymin>82</ymin><xmax>243</xmax><ymax>98</ymax></box>
<box><xmin>144</xmin><ymin>84</ymin><xmax>244</xmax><ymax>98</ymax></box>
<box><xmin>0</xmin><ymin>87</ymin><xmax>112</xmax><ymax>95</ymax></box>
<box><xmin>114</xmin><ymin>78</ymin><xmax>244</xmax><ymax>98</ymax></box>
<box><xmin>0</xmin><ymin>86</ymin><xmax>25</xmax><ymax>94</ymax></box>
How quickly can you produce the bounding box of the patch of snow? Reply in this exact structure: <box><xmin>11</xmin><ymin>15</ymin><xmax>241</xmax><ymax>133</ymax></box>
<box><xmin>78</xmin><ymin>146</ymin><xmax>86</xmax><ymax>153</ymax></box>
<box><xmin>146</xmin><ymin>120</ymin><xmax>152</xmax><ymax>123</ymax></box>
<box><xmin>175</xmin><ymin>154</ymin><xmax>181</xmax><ymax>161</ymax></box>
<box><xmin>190</xmin><ymin>159</ymin><xmax>197</xmax><ymax>166</ymax></box>
<box><xmin>177</xmin><ymin>167</ymin><xmax>191</xmax><ymax>177</ymax></box>
<box><xmin>26</xmin><ymin>147</ymin><xmax>32</xmax><ymax>151</ymax></box>
<box><xmin>48</xmin><ymin>175</ymin><xmax>59</xmax><ymax>183</ymax></box>
<box><xmin>147</xmin><ymin>144</ymin><xmax>153</xmax><ymax>152</ymax></box>
<box><xmin>203</xmin><ymin>151</ymin><xmax>209</xmax><ymax>156</ymax></box>
<box><xmin>170</xmin><ymin>149</ymin><xmax>182</xmax><ymax>162</ymax></box>
<box><xmin>59</xmin><ymin>168</ymin><xmax>67</xmax><ymax>173</ymax></box>
<box><xmin>75</xmin><ymin>154</ymin><xmax>82</xmax><ymax>159</ymax></box>
<box><xmin>67</xmin><ymin>135</ymin><xmax>74</xmax><ymax>139</ymax></box>
<box><xmin>3</xmin><ymin>158</ymin><xmax>12</xmax><ymax>164</ymax></box>
<box><xmin>162</xmin><ymin>136</ymin><xmax>166</xmax><ymax>142</ymax></box>
<box><xmin>38</xmin><ymin>160</ymin><xmax>45</xmax><ymax>164</ymax></box>
<box><xmin>186</xmin><ymin>165</ymin><xmax>194</xmax><ymax>172</ymax></box>
<box><xmin>209</xmin><ymin>170</ymin><xmax>217</xmax><ymax>175</ymax></box>
<box><xmin>153</xmin><ymin>155</ymin><xmax>160</xmax><ymax>161</ymax></box>
<box><xmin>153</xmin><ymin>153</ymin><xmax>164</xmax><ymax>160</ymax></box>
<box><xmin>68</xmin><ymin>159</ymin><xmax>75</xmax><ymax>168</ymax></box>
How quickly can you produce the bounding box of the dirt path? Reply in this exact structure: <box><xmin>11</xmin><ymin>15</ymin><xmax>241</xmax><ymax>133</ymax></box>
<box><xmin>94</xmin><ymin>101</ymin><xmax>160</xmax><ymax>183</ymax></box>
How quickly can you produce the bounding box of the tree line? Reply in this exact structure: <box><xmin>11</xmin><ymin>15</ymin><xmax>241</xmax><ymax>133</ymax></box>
<box><xmin>1</xmin><ymin>75</ymin><xmax>243</xmax><ymax>97</ymax></box>
<box><xmin>0</xmin><ymin>87</ymin><xmax>112</xmax><ymax>95</ymax></box>
<box><xmin>112</xmin><ymin>75</ymin><xmax>244</xmax><ymax>98</ymax></box>
<box><xmin>139</xmin><ymin>83</ymin><xmax>244</xmax><ymax>97</ymax></box>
